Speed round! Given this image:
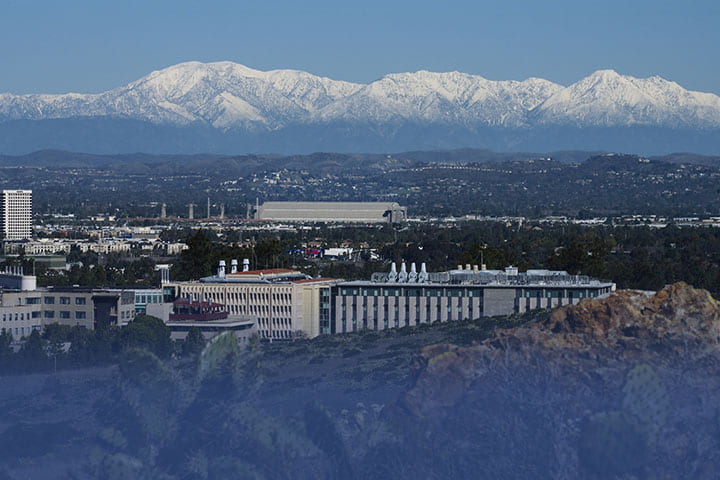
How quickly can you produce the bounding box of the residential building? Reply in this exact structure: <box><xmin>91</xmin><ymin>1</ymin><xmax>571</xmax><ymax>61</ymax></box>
<box><xmin>3</xmin><ymin>239</ymin><xmax>71</xmax><ymax>256</ymax></box>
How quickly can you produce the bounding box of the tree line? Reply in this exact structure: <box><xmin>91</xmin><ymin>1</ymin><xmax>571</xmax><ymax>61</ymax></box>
<box><xmin>0</xmin><ymin>315</ymin><xmax>206</xmax><ymax>376</ymax></box>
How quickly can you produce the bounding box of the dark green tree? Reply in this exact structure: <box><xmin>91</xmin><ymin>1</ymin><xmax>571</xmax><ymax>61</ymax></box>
<box><xmin>182</xmin><ymin>327</ymin><xmax>206</xmax><ymax>357</ymax></box>
<box><xmin>0</xmin><ymin>330</ymin><xmax>14</xmax><ymax>373</ymax></box>
<box><xmin>19</xmin><ymin>330</ymin><xmax>48</xmax><ymax>372</ymax></box>
<box><xmin>172</xmin><ymin>230</ymin><xmax>215</xmax><ymax>280</ymax></box>
<box><xmin>118</xmin><ymin>315</ymin><xmax>172</xmax><ymax>358</ymax></box>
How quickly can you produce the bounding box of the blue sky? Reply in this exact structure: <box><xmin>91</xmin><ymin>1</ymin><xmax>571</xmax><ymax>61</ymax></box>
<box><xmin>1</xmin><ymin>0</ymin><xmax>718</xmax><ymax>94</ymax></box>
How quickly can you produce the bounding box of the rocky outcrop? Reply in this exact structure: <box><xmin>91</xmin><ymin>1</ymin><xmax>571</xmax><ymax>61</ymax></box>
<box><xmin>539</xmin><ymin>282</ymin><xmax>720</xmax><ymax>344</ymax></box>
<box><xmin>383</xmin><ymin>283</ymin><xmax>720</xmax><ymax>478</ymax></box>
<box><xmin>402</xmin><ymin>283</ymin><xmax>720</xmax><ymax>418</ymax></box>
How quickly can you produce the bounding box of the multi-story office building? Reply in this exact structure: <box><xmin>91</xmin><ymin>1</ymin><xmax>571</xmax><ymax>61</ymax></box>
<box><xmin>40</xmin><ymin>287</ymin><xmax>136</xmax><ymax>330</ymax></box>
<box><xmin>0</xmin><ymin>268</ymin><xmax>137</xmax><ymax>337</ymax></box>
<box><xmin>166</xmin><ymin>260</ymin><xmax>337</xmax><ymax>340</ymax></box>
<box><xmin>330</xmin><ymin>263</ymin><xmax>615</xmax><ymax>334</ymax></box>
<box><xmin>0</xmin><ymin>190</ymin><xmax>32</xmax><ymax>241</ymax></box>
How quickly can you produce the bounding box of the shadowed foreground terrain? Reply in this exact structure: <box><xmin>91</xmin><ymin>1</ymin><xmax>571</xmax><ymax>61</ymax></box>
<box><xmin>1</xmin><ymin>283</ymin><xmax>720</xmax><ymax>479</ymax></box>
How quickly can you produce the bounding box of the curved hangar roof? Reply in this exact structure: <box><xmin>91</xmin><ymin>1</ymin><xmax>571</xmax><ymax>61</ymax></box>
<box><xmin>256</xmin><ymin>201</ymin><xmax>406</xmax><ymax>223</ymax></box>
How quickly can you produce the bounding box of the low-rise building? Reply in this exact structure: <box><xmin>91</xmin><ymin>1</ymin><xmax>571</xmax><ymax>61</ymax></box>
<box><xmin>0</xmin><ymin>269</ymin><xmax>137</xmax><ymax>336</ymax></box>
<box><xmin>166</xmin><ymin>260</ymin><xmax>337</xmax><ymax>340</ymax></box>
<box><xmin>330</xmin><ymin>263</ymin><xmax>615</xmax><ymax>334</ymax></box>
<box><xmin>165</xmin><ymin>298</ymin><xmax>256</xmax><ymax>345</ymax></box>
<box><xmin>3</xmin><ymin>240</ymin><xmax>71</xmax><ymax>256</ymax></box>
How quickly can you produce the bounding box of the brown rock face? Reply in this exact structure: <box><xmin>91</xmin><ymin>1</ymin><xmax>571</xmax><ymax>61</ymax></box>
<box><xmin>541</xmin><ymin>282</ymin><xmax>720</xmax><ymax>344</ymax></box>
<box><xmin>401</xmin><ymin>283</ymin><xmax>720</xmax><ymax>418</ymax></box>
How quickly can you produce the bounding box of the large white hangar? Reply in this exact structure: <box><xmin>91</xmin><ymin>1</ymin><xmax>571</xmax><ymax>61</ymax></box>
<box><xmin>255</xmin><ymin>201</ymin><xmax>407</xmax><ymax>223</ymax></box>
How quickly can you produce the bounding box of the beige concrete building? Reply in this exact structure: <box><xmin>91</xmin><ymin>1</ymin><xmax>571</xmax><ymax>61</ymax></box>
<box><xmin>0</xmin><ymin>294</ymin><xmax>42</xmax><ymax>339</ymax></box>
<box><xmin>0</xmin><ymin>269</ymin><xmax>138</xmax><ymax>336</ymax></box>
<box><xmin>331</xmin><ymin>264</ymin><xmax>615</xmax><ymax>334</ymax></box>
<box><xmin>166</xmin><ymin>263</ymin><xmax>337</xmax><ymax>340</ymax></box>
<box><xmin>39</xmin><ymin>288</ymin><xmax>136</xmax><ymax>329</ymax></box>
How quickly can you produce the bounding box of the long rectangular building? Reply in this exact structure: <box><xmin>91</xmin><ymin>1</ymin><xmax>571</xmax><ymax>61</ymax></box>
<box><xmin>255</xmin><ymin>201</ymin><xmax>407</xmax><ymax>223</ymax></box>
<box><xmin>330</xmin><ymin>264</ymin><xmax>615</xmax><ymax>334</ymax></box>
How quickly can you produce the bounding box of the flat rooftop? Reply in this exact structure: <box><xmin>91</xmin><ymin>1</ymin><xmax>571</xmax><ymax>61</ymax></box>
<box><xmin>344</xmin><ymin>265</ymin><xmax>614</xmax><ymax>288</ymax></box>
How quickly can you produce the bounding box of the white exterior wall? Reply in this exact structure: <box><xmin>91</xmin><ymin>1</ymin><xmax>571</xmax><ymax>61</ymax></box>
<box><xmin>169</xmin><ymin>281</ymin><xmax>328</xmax><ymax>340</ymax></box>
<box><xmin>1</xmin><ymin>190</ymin><xmax>32</xmax><ymax>241</ymax></box>
<box><xmin>0</xmin><ymin>301</ymin><xmax>42</xmax><ymax>339</ymax></box>
<box><xmin>332</xmin><ymin>283</ymin><xmax>614</xmax><ymax>334</ymax></box>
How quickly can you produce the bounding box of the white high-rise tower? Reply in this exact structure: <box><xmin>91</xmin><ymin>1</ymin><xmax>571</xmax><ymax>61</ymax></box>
<box><xmin>1</xmin><ymin>190</ymin><xmax>32</xmax><ymax>241</ymax></box>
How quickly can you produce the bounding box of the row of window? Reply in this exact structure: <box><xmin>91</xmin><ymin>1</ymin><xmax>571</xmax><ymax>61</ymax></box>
<box><xmin>339</xmin><ymin>288</ymin><xmax>481</xmax><ymax>298</ymax></box>
<box><xmin>340</xmin><ymin>298</ymin><xmax>477</xmax><ymax>332</ymax></box>
<box><xmin>520</xmin><ymin>289</ymin><xmax>597</xmax><ymax>299</ymax></box>
<box><xmin>43</xmin><ymin>311</ymin><xmax>86</xmax><ymax>319</ymax></box>
<box><xmin>257</xmin><ymin>318</ymin><xmax>292</xmax><ymax>327</ymax></box>
<box><xmin>136</xmin><ymin>294</ymin><xmax>163</xmax><ymax>304</ymax></box>
<box><xmin>2</xmin><ymin>312</ymin><xmax>41</xmax><ymax>321</ymax></box>
<box><xmin>42</xmin><ymin>296</ymin><xmax>87</xmax><ymax>305</ymax></box>
<box><xmin>0</xmin><ymin>326</ymin><xmax>39</xmax><ymax>338</ymax></box>
<box><xmin>259</xmin><ymin>329</ymin><xmax>293</xmax><ymax>339</ymax></box>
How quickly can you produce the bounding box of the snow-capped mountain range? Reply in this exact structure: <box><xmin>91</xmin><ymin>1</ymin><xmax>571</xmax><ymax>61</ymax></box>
<box><xmin>2</xmin><ymin>61</ymin><xmax>719</xmax><ymax>129</ymax></box>
<box><xmin>0</xmin><ymin>61</ymin><xmax>719</xmax><ymax>155</ymax></box>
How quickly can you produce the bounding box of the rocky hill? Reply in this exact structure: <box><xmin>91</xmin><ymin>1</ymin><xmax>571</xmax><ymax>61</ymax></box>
<box><xmin>2</xmin><ymin>283</ymin><xmax>720</xmax><ymax>479</ymax></box>
<box><xmin>394</xmin><ymin>283</ymin><xmax>720</xmax><ymax>478</ymax></box>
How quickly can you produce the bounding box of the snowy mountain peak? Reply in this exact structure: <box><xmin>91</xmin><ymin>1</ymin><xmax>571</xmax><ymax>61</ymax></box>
<box><xmin>317</xmin><ymin>70</ymin><xmax>563</xmax><ymax>125</ymax></box>
<box><xmin>534</xmin><ymin>70</ymin><xmax>720</xmax><ymax>127</ymax></box>
<box><xmin>0</xmin><ymin>62</ymin><xmax>719</xmax><ymax>131</ymax></box>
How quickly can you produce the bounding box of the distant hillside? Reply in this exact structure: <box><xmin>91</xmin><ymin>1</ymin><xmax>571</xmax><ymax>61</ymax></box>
<box><xmin>1</xmin><ymin>147</ymin><xmax>718</xmax><ymax>168</ymax></box>
<box><xmin>2</xmin><ymin>150</ymin><xmax>720</xmax><ymax>217</ymax></box>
